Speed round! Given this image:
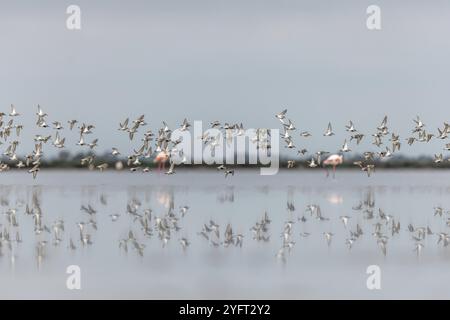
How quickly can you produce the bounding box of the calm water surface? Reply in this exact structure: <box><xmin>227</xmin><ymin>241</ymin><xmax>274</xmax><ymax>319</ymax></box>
<box><xmin>0</xmin><ymin>169</ymin><xmax>449</xmax><ymax>299</ymax></box>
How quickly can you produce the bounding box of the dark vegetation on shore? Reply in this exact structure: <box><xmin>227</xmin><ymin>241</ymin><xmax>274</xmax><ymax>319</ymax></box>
<box><xmin>1</xmin><ymin>151</ymin><xmax>448</xmax><ymax>170</ymax></box>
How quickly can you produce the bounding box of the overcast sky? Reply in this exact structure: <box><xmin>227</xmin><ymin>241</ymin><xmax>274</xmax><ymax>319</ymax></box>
<box><xmin>0</xmin><ymin>0</ymin><xmax>449</xmax><ymax>156</ymax></box>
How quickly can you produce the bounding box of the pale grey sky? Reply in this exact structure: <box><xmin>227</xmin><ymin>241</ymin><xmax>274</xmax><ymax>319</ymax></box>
<box><xmin>0</xmin><ymin>0</ymin><xmax>449</xmax><ymax>156</ymax></box>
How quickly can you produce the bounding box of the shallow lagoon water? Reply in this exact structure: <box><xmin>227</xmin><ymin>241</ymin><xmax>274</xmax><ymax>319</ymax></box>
<box><xmin>0</xmin><ymin>169</ymin><xmax>450</xmax><ymax>299</ymax></box>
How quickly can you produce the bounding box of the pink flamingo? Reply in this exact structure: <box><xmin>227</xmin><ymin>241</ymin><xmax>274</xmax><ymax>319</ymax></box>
<box><xmin>322</xmin><ymin>154</ymin><xmax>343</xmax><ymax>178</ymax></box>
<box><xmin>154</xmin><ymin>150</ymin><xmax>169</xmax><ymax>172</ymax></box>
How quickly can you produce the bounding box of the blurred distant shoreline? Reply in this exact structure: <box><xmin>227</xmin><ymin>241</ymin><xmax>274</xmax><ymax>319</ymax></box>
<box><xmin>1</xmin><ymin>151</ymin><xmax>449</xmax><ymax>170</ymax></box>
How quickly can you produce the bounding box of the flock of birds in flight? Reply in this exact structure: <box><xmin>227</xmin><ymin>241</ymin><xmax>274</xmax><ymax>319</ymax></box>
<box><xmin>0</xmin><ymin>106</ymin><xmax>448</xmax><ymax>275</ymax></box>
<box><xmin>275</xmin><ymin>109</ymin><xmax>450</xmax><ymax>177</ymax></box>
<box><xmin>0</xmin><ymin>105</ymin><xmax>449</xmax><ymax>179</ymax></box>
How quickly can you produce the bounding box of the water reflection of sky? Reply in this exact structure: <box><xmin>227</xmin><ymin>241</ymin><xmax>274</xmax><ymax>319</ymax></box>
<box><xmin>0</xmin><ymin>170</ymin><xmax>450</xmax><ymax>299</ymax></box>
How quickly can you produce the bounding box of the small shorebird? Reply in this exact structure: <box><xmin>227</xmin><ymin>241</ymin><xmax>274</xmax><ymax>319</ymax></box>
<box><xmin>323</xmin><ymin>122</ymin><xmax>334</xmax><ymax>136</ymax></box>
<box><xmin>345</xmin><ymin>120</ymin><xmax>357</xmax><ymax>132</ymax></box>
<box><xmin>111</xmin><ymin>147</ymin><xmax>120</xmax><ymax>156</ymax></box>
<box><xmin>340</xmin><ymin>139</ymin><xmax>351</xmax><ymax>152</ymax></box>
<box><xmin>275</xmin><ymin>109</ymin><xmax>287</xmax><ymax>122</ymax></box>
